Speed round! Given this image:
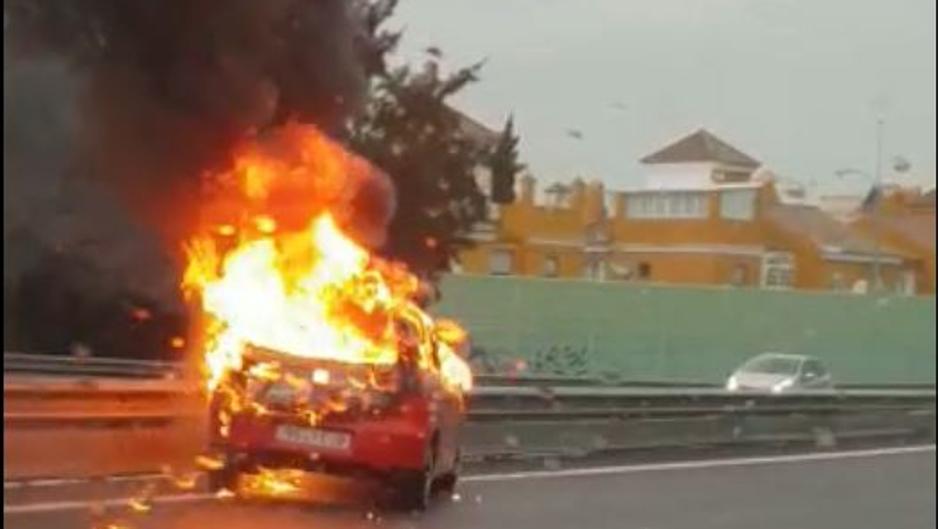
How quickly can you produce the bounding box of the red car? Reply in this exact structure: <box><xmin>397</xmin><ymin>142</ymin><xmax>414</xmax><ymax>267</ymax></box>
<box><xmin>206</xmin><ymin>312</ymin><xmax>466</xmax><ymax>510</ymax></box>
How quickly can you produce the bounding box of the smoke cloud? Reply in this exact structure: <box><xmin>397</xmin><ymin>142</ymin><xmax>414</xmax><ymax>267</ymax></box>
<box><xmin>4</xmin><ymin>1</ymin><xmax>391</xmax><ymax>358</ymax></box>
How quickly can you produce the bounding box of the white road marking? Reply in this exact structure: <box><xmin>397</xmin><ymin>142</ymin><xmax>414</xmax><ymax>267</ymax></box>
<box><xmin>4</xmin><ymin>493</ymin><xmax>215</xmax><ymax>514</ymax></box>
<box><xmin>4</xmin><ymin>478</ymin><xmax>80</xmax><ymax>489</ymax></box>
<box><xmin>462</xmin><ymin>444</ymin><xmax>936</xmax><ymax>483</ymax></box>
<box><xmin>4</xmin><ymin>473</ymin><xmax>165</xmax><ymax>490</ymax></box>
<box><xmin>5</xmin><ymin>445</ymin><xmax>934</xmax><ymax>514</ymax></box>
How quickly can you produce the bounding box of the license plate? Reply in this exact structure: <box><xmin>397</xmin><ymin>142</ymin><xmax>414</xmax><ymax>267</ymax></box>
<box><xmin>275</xmin><ymin>425</ymin><xmax>351</xmax><ymax>452</ymax></box>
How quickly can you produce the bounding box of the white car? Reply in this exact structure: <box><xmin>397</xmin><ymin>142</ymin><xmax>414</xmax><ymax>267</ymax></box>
<box><xmin>726</xmin><ymin>353</ymin><xmax>833</xmax><ymax>394</ymax></box>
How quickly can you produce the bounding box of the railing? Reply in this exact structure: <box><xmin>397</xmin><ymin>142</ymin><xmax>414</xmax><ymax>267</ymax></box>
<box><xmin>3</xmin><ymin>352</ymin><xmax>184</xmax><ymax>379</ymax></box>
<box><xmin>7</xmin><ymin>353</ymin><xmax>935</xmax><ymax>390</ymax></box>
<box><xmin>4</xmin><ymin>353</ymin><xmax>935</xmax><ymax>481</ymax></box>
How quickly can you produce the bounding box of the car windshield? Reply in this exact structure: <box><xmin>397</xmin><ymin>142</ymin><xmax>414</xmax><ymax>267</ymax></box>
<box><xmin>742</xmin><ymin>356</ymin><xmax>801</xmax><ymax>375</ymax></box>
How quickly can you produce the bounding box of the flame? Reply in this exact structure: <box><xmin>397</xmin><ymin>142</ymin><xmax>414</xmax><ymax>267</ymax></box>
<box><xmin>127</xmin><ymin>497</ymin><xmax>151</xmax><ymax>514</ymax></box>
<box><xmin>93</xmin><ymin>523</ymin><xmax>133</xmax><ymax>529</ymax></box>
<box><xmin>182</xmin><ymin>124</ymin><xmax>472</xmax><ymax>429</ymax></box>
<box><xmin>170</xmin><ymin>472</ymin><xmax>199</xmax><ymax>491</ymax></box>
<box><xmin>215</xmin><ymin>488</ymin><xmax>236</xmax><ymax>500</ymax></box>
<box><xmin>194</xmin><ymin>455</ymin><xmax>225</xmax><ymax>471</ymax></box>
<box><xmin>241</xmin><ymin>467</ymin><xmax>305</xmax><ymax>498</ymax></box>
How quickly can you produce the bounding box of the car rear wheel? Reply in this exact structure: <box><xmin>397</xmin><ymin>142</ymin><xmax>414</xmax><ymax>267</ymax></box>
<box><xmin>206</xmin><ymin>452</ymin><xmax>245</xmax><ymax>493</ymax></box>
<box><xmin>434</xmin><ymin>472</ymin><xmax>457</xmax><ymax>494</ymax></box>
<box><xmin>394</xmin><ymin>444</ymin><xmax>436</xmax><ymax>511</ymax></box>
<box><xmin>207</xmin><ymin>465</ymin><xmax>239</xmax><ymax>493</ymax></box>
<box><xmin>433</xmin><ymin>449</ymin><xmax>460</xmax><ymax>494</ymax></box>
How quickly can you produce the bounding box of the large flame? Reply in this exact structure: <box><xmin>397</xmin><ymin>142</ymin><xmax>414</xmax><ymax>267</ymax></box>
<box><xmin>182</xmin><ymin>124</ymin><xmax>472</xmax><ymax>407</ymax></box>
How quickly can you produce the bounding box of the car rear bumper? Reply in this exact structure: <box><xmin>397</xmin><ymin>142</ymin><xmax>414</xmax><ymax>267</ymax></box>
<box><xmin>223</xmin><ymin>413</ymin><xmax>430</xmax><ymax>475</ymax></box>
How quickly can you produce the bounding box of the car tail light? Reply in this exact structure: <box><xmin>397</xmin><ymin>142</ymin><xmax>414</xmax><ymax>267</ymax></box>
<box><xmin>311</xmin><ymin>368</ymin><xmax>331</xmax><ymax>385</ymax></box>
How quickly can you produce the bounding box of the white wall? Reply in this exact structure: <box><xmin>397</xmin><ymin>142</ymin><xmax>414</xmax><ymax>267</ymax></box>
<box><xmin>643</xmin><ymin>162</ymin><xmax>715</xmax><ymax>190</ymax></box>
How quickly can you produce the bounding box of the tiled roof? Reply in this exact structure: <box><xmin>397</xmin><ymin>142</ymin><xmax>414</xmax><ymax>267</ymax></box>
<box><xmin>765</xmin><ymin>203</ymin><xmax>905</xmax><ymax>258</ymax></box>
<box><xmin>641</xmin><ymin>129</ymin><xmax>760</xmax><ymax>168</ymax></box>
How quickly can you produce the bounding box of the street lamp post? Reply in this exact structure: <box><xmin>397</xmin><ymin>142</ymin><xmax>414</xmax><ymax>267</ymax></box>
<box><xmin>834</xmin><ymin>118</ymin><xmax>907</xmax><ymax>294</ymax></box>
<box><xmin>872</xmin><ymin>117</ymin><xmax>884</xmax><ymax>293</ymax></box>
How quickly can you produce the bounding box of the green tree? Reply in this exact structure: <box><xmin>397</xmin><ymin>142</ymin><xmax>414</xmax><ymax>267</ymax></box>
<box><xmin>347</xmin><ymin>60</ymin><xmax>488</xmax><ymax>275</ymax></box>
<box><xmin>348</xmin><ymin>2</ymin><xmax>525</xmax><ymax>277</ymax></box>
<box><xmin>488</xmin><ymin>115</ymin><xmax>524</xmax><ymax>204</ymax></box>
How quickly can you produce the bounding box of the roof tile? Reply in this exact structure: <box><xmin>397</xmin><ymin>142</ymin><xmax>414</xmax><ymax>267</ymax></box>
<box><xmin>641</xmin><ymin>129</ymin><xmax>760</xmax><ymax>168</ymax></box>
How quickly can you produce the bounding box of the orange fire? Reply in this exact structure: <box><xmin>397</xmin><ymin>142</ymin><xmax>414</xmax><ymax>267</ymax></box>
<box><xmin>182</xmin><ymin>124</ymin><xmax>472</xmax><ymax>414</ymax></box>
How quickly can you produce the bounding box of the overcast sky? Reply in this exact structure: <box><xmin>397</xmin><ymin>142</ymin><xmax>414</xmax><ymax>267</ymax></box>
<box><xmin>393</xmin><ymin>0</ymin><xmax>936</xmax><ymax>195</ymax></box>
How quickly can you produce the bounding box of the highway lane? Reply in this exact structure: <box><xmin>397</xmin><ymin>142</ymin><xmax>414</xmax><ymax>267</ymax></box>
<box><xmin>6</xmin><ymin>446</ymin><xmax>935</xmax><ymax>529</ymax></box>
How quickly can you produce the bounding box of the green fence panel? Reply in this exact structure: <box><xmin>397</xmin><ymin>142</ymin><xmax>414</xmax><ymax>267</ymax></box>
<box><xmin>432</xmin><ymin>275</ymin><xmax>937</xmax><ymax>384</ymax></box>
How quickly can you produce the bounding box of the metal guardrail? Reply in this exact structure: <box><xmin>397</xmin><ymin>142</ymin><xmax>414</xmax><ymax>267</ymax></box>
<box><xmin>9</xmin><ymin>353</ymin><xmax>935</xmax><ymax>391</ymax></box>
<box><xmin>462</xmin><ymin>382</ymin><xmax>936</xmax><ymax>463</ymax></box>
<box><xmin>476</xmin><ymin>374</ymin><xmax>937</xmax><ymax>391</ymax></box>
<box><xmin>7</xmin><ymin>385</ymin><xmax>933</xmax><ymax>425</ymax></box>
<box><xmin>468</xmin><ymin>385</ymin><xmax>936</xmax><ymax>422</ymax></box>
<box><xmin>5</xmin><ymin>353</ymin><xmax>936</xmax><ymax>423</ymax></box>
<box><xmin>6</xmin><ymin>370</ymin><xmax>934</xmax><ymax>426</ymax></box>
<box><xmin>4</xmin><ymin>352</ymin><xmax>184</xmax><ymax>379</ymax></box>
<box><xmin>4</xmin><ymin>362</ymin><xmax>936</xmax><ymax>481</ymax></box>
<box><xmin>475</xmin><ymin>373</ymin><xmax>718</xmax><ymax>388</ymax></box>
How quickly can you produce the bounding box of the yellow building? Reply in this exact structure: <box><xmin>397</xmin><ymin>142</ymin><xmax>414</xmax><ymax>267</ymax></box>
<box><xmin>456</xmin><ymin>129</ymin><xmax>928</xmax><ymax>295</ymax></box>
<box><xmin>851</xmin><ymin>187</ymin><xmax>936</xmax><ymax>294</ymax></box>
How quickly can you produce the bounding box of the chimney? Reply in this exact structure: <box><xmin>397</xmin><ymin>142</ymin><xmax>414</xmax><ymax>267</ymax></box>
<box><xmin>519</xmin><ymin>173</ymin><xmax>536</xmax><ymax>205</ymax></box>
<box><xmin>612</xmin><ymin>192</ymin><xmax>626</xmax><ymax>219</ymax></box>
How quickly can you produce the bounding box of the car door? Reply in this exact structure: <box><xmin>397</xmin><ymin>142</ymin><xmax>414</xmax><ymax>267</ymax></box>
<box><xmin>800</xmin><ymin>359</ymin><xmax>831</xmax><ymax>389</ymax></box>
<box><xmin>403</xmin><ymin>312</ymin><xmax>458</xmax><ymax>472</ymax></box>
<box><xmin>812</xmin><ymin>360</ymin><xmax>833</xmax><ymax>388</ymax></box>
<box><xmin>428</xmin><ymin>339</ymin><xmax>462</xmax><ymax>472</ymax></box>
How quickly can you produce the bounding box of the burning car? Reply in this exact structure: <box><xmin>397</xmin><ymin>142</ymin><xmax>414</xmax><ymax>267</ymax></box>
<box><xmin>183</xmin><ymin>125</ymin><xmax>472</xmax><ymax>509</ymax></box>
<box><xmin>206</xmin><ymin>305</ymin><xmax>466</xmax><ymax>509</ymax></box>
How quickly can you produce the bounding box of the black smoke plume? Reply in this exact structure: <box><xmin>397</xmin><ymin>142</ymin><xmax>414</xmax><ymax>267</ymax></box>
<box><xmin>4</xmin><ymin>1</ymin><xmax>389</xmax><ymax>359</ymax></box>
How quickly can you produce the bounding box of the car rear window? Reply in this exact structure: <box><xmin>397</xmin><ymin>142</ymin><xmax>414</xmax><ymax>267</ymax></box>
<box><xmin>743</xmin><ymin>356</ymin><xmax>801</xmax><ymax>375</ymax></box>
<box><xmin>802</xmin><ymin>360</ymin><xmax>827</xmax><ymax>378</ymax></box>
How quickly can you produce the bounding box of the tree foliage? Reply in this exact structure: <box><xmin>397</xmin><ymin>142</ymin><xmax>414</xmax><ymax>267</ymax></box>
<box><xmin>347</xmin><ymin>61</ymin><xmax>489</xmax><ymax>275</ymax></box>
<box><xmin>347</xmin><ymin>1</ymin><xmax>525</xmax><ymax>277</ymax></box>
<box><xmin>488</xmin><ymin>115</ymin><xmax>525</xmax><ymax>204</ymax></box>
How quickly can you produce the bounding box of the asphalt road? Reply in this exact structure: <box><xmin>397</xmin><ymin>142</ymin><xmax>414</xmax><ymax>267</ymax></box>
<box><xmin>6</xmin><ymin>447</ymin><xmax>935</xmax><ymax>529</ymax></box>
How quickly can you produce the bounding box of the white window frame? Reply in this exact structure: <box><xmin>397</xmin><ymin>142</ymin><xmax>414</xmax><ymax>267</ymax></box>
<box><xmin>583</xmin><ymin>258</ymin><xmax>607</xmax><ymax>281</ymax></box>
<box><xmin>761</xmin><ymin>252</ymin><xmax>794</xmax><ymax>289</ymax></box>
<box><xmin>488</xmin><ymin>249</ymin><xmax>514</xmax><ymax>276</ymax></box>
<box><xmin>720</xmin><ymin>189</ymin><xmax>756</xmax><ymax>221</ymax></box>
<box><xmin>625</xmin><ymin>195</ymin><xmax>645</xmax><ymax>218</ymax></box>
<box><xmin>900</xmin><ymin>270</ymin><xmax>916</xmax><ymax>296</ymax></box>
<box><xmin>626</xmin><ymin>192</ymin><xmax>706</xmax><ymax>220</ymax></box>
<box><xmin>543</xmin><ymin>255</ymin><xmax>560</xmax><ymax>277</ymax></box>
